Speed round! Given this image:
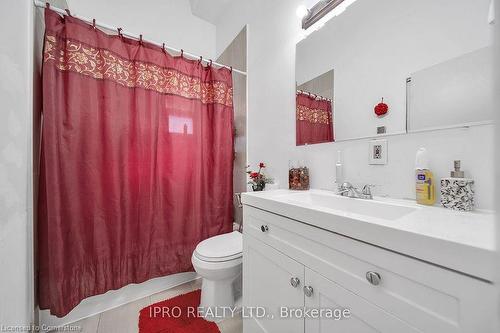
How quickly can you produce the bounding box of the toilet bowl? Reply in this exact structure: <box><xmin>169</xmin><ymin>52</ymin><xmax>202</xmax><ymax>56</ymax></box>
<box><xmin>192</xmin><ymin>231</ymin><xmax>242</xmax><ymax>316</ymax></box>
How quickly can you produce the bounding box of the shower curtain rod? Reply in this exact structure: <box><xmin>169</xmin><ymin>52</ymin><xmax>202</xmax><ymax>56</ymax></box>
<box><xmin>33</xmin><ymin>0</ymin><xmax>247</xmax><ymax>76</ymax></box>
<box><xmin>297</xmin><ymin>89</ymin><xmax>333</xmax><ymax>102</ymax></box>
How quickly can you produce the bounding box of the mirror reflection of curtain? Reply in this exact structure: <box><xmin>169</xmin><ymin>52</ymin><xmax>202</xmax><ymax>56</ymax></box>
<box><xmin>296</xmin><ymin>92</ymin><xmax>334</xmax><ymax>145</ymax></box>
<box><xmin>38</xmin><ymin>9</ymin><xmax>234</xmax><ymax>317</ymax></box>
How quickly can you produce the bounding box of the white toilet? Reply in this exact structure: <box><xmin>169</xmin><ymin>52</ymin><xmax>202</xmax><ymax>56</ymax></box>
<box><xmin>192</xmin><ymin>231</ymin><xmax>242</xmax><ymax>314</ymax></box>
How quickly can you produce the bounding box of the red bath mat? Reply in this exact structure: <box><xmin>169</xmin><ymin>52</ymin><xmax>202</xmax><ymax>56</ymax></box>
<box><xmin>139</xmin><ymin>289</ymin><xmax>220</xmax><ymax>333</ymax></box>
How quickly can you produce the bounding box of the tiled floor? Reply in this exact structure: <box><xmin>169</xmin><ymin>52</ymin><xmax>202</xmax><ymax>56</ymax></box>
<box><xmin>55</xmin><ymin>279</ymin><xmax>242</xmax><ymax>333</ymax></box>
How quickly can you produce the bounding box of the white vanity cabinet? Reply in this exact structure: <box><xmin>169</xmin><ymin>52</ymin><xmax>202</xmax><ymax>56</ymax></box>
<box><xmin>242</xmin><ymin>205</ymin><xmax>497</xmax><ymax>333</ymax></box>
<box><xmin>243</xmin><ymin>234</ymin><xmax>304</xmax><ymax>333</ymax></box>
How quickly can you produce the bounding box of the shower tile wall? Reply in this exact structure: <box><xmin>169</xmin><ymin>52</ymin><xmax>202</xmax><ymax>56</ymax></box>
<box><xmin>217</xmin><ymin>27</ymin><xmax>247</xmax><ymax>227</ymax></box>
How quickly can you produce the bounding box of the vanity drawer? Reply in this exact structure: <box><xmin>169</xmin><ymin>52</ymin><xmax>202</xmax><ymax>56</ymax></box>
<box><xmin>243</xmin><ymin>205</ymin><xmax>496</xmax><ymax>333</ymax></box>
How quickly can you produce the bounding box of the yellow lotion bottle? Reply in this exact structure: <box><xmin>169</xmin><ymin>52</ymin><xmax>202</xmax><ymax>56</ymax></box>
<box><xmin>415</xmin><ymin>148</ymin><xmax>436</xmax><ymax>205</ymax></box>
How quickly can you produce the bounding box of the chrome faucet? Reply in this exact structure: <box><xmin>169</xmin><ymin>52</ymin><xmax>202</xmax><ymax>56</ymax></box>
<box><xmin>338</xmin><ymin>182</ymin><xmax>373</xmax><ymax>200</ymax></box>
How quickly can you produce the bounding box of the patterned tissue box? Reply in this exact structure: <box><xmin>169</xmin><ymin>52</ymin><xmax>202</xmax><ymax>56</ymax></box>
<box><xmin>440</xmin><ymin>178</ymin><xmax>474</xmax><ymax>211</ymax></box>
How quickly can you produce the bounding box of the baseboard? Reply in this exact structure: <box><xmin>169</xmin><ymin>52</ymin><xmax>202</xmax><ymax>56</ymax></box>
<box><xmin>38</xmin><ymin>272</ymin><xmax>198</xmax><ymax>330</ymax></box>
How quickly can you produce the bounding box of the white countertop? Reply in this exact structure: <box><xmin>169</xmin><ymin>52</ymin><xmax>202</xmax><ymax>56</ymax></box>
<box><xmin>242</xmin><ymin>189</ymin><xmax>496</xmax><ymax>282</ymax></box>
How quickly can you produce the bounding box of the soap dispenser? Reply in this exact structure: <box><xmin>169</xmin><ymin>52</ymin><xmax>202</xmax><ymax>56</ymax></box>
<box><xmin>440</xmin><ymin>160</ymin><xmax>474</xmax><ymax>211</ymax></box>
<box><xmin>415</xmin><ymin>148</ymin><xmax>436</xmax><ymax>205</ymax></box>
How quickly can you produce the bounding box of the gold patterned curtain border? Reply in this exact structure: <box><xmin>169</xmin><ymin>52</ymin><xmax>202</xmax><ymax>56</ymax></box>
<box><xmin>43</xmin><ymin>35</ymin><xmax>233</xmax><ymax>107</ymax></box>
<box><xmin>296</xmin><ymin>104</ymin><xmax>331</xmax><ymax>125</ymax></box>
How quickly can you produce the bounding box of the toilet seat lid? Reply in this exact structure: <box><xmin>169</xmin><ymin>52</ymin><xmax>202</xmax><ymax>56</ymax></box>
<box><xmin>194</xmin><ymin>231</ymin><xmax>242</xmax><ymax>262</ymax></box>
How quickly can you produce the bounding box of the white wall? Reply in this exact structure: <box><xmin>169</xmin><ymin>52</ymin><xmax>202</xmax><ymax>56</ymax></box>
<box><xmin>493</xmin><ymin>0</ymin><xmax>500</xmax><ymax>285</ymax></box>
<box><xmin>493</xmin><ymin>5</ymin><xmax>500</xmax><ymax>325</ymax></box>
<box><xmin>66</xmin><ymin>0</ymin><xmax>217</xmax><ymax>59</ymax></box>
<box><xmin>0</xmin><ymin>0</ymin><xmax>34</xmax><ymax>327</ymax></box>
<box><xmin>216</xmin><ymin>0</ymin><xmax>495</xmax><ymax>210</ymax></box>
<box><xmin>492</xmin><ymin>0</ymin><xmax>500</xmax><ymax>325</ymax></box>
<box><xmin>296</xmin><ymin>0</ymin><xmax>493</xmax><ymax>140</ymax></box>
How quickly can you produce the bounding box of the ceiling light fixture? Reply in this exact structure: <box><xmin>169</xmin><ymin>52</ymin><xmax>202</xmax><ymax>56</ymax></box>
<box><xmin>301</xmin><ymin>0</ymin><xmax>358</xmax><ymax>30</ymax></box>
<box><xmin>296</xmin><ymin>5</ymin><xmax>310</xmax><ymax>19</ymax></box>
<box><xmin>488</xmin><ymin>0</ymin><xmax>495</xmax><ymax>24</ymax></box>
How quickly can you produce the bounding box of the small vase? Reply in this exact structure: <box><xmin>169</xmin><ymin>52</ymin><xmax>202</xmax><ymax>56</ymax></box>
<box><xmin>252</xmin><ymin>182</ymin><xmax>265</xmax><ymax>191</ymax></box>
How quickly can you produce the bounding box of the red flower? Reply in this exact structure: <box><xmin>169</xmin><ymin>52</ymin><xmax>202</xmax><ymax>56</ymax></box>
<box><xmin>250</xmin><ymin>172</ymin><xmax>259</xmax><ymax>179</ymax></box>
<box><xmin>259</xmin><ymin>162</ymin><xmax>266</xmax><ymax>168</ymax></box>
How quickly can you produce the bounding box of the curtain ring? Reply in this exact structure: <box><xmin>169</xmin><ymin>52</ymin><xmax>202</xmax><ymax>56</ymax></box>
<box><xmin>64</xmin><ymin>9</ymin><xmax>71</xmax><ymax>16</ymax></box>
<box><xmin>230</xmin><ymin>66</ymin><xmax>233</xmax><ymax>73</ymax></box>
<box><xmin>198</xmin><ymin>56</ymin><xmax>203</xmax><ymax>64</ymax></box>
<box><xmin>162</xmin><ymin>43</ymin><xmax>166</xmax><ymax>53</ymax></box>
<box><xmin>139</xmin><ymin>34</ymin><xmax>143</xmax><ymax>45</ymax></box>
<box><xmin>45</xmin><ymin>2</ymin><xmax>50</xmax><ymax>9</ymax></box>
<box><xmin>180</xmin><ymin>49</ymin><xmax>184</xmax><ymax>57</ymax></box>
<box><xmin>92</xmin><ymin>19</ymin><xmax>96</xmax><ymax>29</ymax></box>
<box><xmin>209</xmin><ymin>59</ymin><xmax>213</xmax><ymax>67</ymax></box>
<box><xmin>117</xmin><ymin>27</ymin><xmax>123</xmax><ymax>38</ymax></box>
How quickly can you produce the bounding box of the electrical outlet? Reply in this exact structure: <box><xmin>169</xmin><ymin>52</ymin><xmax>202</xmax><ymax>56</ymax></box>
<box><xmin>369</xmin><ymin>139</ymin><xmax>388</xmax><ymax>165</ymax></box>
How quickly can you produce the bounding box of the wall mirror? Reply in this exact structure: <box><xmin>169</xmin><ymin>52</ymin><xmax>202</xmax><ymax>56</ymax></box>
<box><xmin>295</xmin><ymin>0</ymin><xmax>494</xmax><ymax>143</ymax></box>
<box><xmin>407</xmin><ymin>46</ymin><xmax>493</xmax><ymax>132</ymax></box>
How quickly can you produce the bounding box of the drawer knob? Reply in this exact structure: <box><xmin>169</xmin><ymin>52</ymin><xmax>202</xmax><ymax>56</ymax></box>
<box><xmin>261</xmin><ymin>225</ymin><xmax>269</xmax><ymax>232</ymax></box>
<box><xmin>290</xmin><ymin>277</ymin><xmax>300</xmax><ymax>288</ymax></box>
<box><xmin>366</xmin><ymin>271</ymin><xmax>381</xmax><ymax>286</ymax></box>
<box><xmin>303</xmin><ymin>285</ymin><xmax>314</xmax><ymax>297</ymax></box>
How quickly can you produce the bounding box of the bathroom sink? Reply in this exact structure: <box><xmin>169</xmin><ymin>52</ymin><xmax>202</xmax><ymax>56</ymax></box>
<box><xmin>241</xmin><ymin>189</ymin><xmax>496</xmax><ymax>282</ymax></box>
<box><xmin>283</xmin><ymin>191</ymin><xmax>416</xmax><ymax>220</ymax></box>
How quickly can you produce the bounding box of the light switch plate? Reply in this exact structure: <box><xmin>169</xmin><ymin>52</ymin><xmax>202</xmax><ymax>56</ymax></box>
<box><xmin>369</xmin><ymin>139</ymin><xmax>388</xmax><ymax>165</ymax></box>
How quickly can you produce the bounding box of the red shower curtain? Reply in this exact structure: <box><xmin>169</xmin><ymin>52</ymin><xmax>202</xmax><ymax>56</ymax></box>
<box><xmin>38</xmin><ymin>9</ymin><xmax>233</xmax><ymax>317</ymax></box>
<box><xmin>296</xmin><ymin>92</ymin><xmax>334</xmax><ymax>145</ymax></box>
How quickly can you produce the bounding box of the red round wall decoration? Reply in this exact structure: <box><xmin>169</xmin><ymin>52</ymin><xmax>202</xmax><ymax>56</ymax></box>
<box><xmin>374</xmin><ymin>98</ymin><xmax>388</xmax><ymax>117</ymax></box>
